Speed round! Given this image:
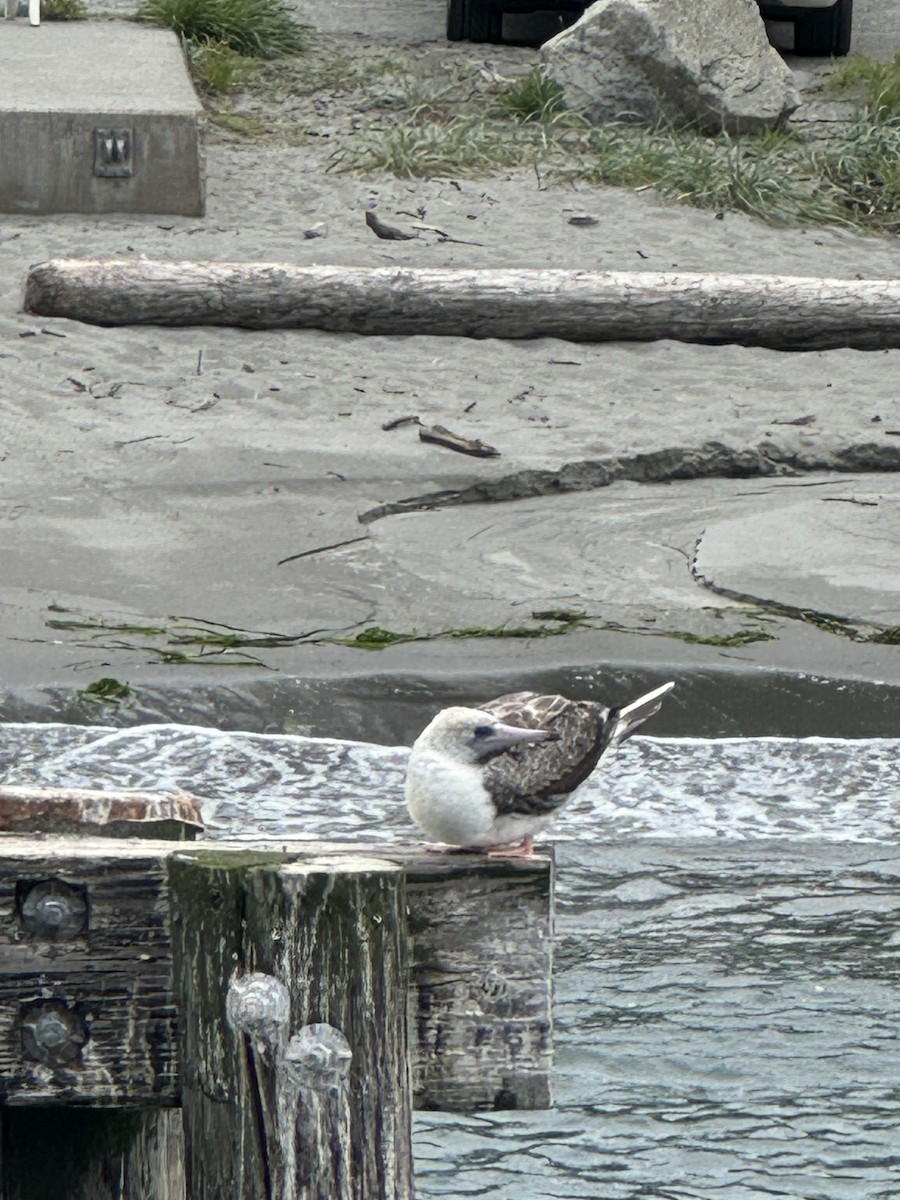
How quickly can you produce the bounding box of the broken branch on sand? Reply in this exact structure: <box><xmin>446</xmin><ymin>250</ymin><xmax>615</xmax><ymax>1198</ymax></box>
<box><xmin>23</xmin><ymin>259</ymin><xmax>900</xmax><ymax>351</ymax></box>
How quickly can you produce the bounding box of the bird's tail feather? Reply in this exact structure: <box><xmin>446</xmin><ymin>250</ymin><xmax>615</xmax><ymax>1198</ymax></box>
<box><xmin>605</xmin><ymin>681</ymin><xmax>675</xmax><ymax>750</ymax></box>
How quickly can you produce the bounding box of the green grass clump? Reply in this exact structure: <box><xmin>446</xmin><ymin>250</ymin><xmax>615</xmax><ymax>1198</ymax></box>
<box><xmin>336</xmin><ymin>104</ymin><xmax>900</xmax><ymax>233</ymax></box>
<box><xmin>186</xmin><ymin>37</ymin><xmax>252</xmax><ymax>93</ymax></box>
<box><xmin>78</xmin><ymin>677</ymin><xmax>134</xmax><ymax>703</ymax></box>
<box><xmin>814</xmin><ymin>111</ymin><xmax>900</xmax><ymax>232</ymax></box>
<box><xmin>135</xmin><ymin>0</ymin><xmax>307</xmax><ymax>58</ymax></box>
<box><xmin>579</xmin><ymin>124</ymin><xmax>845</xmax><ymax>227</ymax></box>
<box><xmin>41</xmin><ymin>0</ymin><xmax>87</xmax><ymax>18</ymax></box>
<box><xmin>829</xmin><ymin>52</ymin><xmax>900</xmax><ymax>116</ymax></box>
<box><xmin>496</xmin><ymin>68</ymin><xmax>566</xmax><ymax>123</ymax></box>
<box><xmin>332</xmin><ymin>114</ymin><xmax>541</xmax><ymax>178</ymax></box>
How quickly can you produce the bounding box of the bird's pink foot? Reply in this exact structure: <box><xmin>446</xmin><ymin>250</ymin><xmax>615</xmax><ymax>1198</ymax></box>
<box><xmin>486</xmin><ymin>835</ymin><xmax>535</xmax><ymax>859</ymax></box>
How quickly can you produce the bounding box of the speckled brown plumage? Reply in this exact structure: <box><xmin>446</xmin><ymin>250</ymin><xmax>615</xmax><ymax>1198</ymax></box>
<box><xmin>480</xmin><ymin>685</ymin><xmax>673</xmax><ymax>818</ymax></box>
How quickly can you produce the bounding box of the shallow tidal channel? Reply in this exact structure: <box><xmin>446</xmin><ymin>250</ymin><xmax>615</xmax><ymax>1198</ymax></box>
<box><xmin>2</xmin><ymin>723</ymin><xmax>898</xmax><ymax>1198</ymax></box>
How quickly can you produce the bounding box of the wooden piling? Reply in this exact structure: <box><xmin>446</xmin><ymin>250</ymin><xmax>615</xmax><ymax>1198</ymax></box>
<box><xmin>170</xmin><ymin>851</ymin><xmax>413</xmax><ymax>1200</ymax></box>
<box><xmin>407</xmin><ymin>855</ymin><xmax>554</xmax><ymax>1111</ymax></box>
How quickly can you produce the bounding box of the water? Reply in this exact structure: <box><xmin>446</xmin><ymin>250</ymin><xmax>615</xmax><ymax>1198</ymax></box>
<box><xmin>2</xmin><ymin>723</ymin><xmax>898</xmax><ymax>1198</ymax></box>
<box><xmin>3</xmin><ymin>723</ymin><xmax>897</xmax><ymax>844</ymax></box>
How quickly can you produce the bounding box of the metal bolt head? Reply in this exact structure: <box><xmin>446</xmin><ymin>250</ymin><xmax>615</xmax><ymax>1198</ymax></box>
<box><xmin>19</xmin><ymin>879</ymin><xmax>88</xmax><ymax>940</ymax></box>
<box><xmin>285</xmin><ymin>1023</ymin><xmax>352</xmax><ymax>1092</ymax></box>
<box><xmin>21</xmin><ymin>1002</ymin><xmax>88</xmax><ymax>1066</ymax></box>
<box><xmin>226</xmin><ymin>972</ymin><xmax>290</xmax><ymax>1047</ymax></box>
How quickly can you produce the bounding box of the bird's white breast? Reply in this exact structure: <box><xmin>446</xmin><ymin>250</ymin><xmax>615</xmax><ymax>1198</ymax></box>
<box><xmin>405</xmin><ymin>750</ymin><xmax>497</xmax><ymax>847</ymax></box>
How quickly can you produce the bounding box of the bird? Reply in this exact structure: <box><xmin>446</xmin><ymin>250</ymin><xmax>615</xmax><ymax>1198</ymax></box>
<box><xmin>405</xmin><ymin>682</ymin><xmax>674</xmax><ymax>857</ymax></box>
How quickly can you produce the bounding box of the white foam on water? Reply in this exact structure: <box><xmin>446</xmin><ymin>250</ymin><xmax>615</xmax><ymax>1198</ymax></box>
<box><xmin>0</xmin><ymin>724</ymin><xmax>897</xmax><ymax>844</ymax></box>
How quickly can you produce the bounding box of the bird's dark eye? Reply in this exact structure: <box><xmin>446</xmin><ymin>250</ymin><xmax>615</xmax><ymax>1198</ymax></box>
<box><xmin>473</xmin><ymin>725</ymin><xmax>494</xmax><ymax>739</ymax></box>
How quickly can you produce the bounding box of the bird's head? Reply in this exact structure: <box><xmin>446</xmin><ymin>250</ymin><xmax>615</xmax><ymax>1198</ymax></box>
<box><xmin>413</xmin><ymin>706</ymin><xmax>559</xmax><ymax>764</ymax></box>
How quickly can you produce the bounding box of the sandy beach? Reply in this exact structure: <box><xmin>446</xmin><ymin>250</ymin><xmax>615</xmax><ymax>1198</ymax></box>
<box><xmin>1</xmin><ymin>12</ymin><xmax>899</xmax><ymax>733</ymax></box>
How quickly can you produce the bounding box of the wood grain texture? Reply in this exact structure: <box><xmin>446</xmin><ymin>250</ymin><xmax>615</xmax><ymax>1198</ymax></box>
<box><xmin>0</xmin><ymin>839</ymin><xmax>553</xmax><ymax>1116</ymax></box>
<box><xmin>406</xmin><ymin>854</ymin><xmax>554</xmax><ymax>1111</ymax></box>
<box><xmin>246</xmin><ymin>857</ymin><xmax>412</xmax><ymax>1200</ymax></box>
<box><xmin>168</xmin><ymin>852</ymin><xmax>264</xmax><ymax>1198</ymax></box>
<box><xmin>170</xmin><ymin>851</ymin><xmax>413</xmax><ymax>1200</ymax></box>
<box><xmin>0</xmin><ymin>1108</ymin><xmax>184</xmax><ymax>1200</ymax></box>
<box><xmin>24</xmin><ymin>259</ymin><xmax>900</xmax><ymax>349</ymax></box>
<box><xmin>0</xmin><ymin>849</ymin><xmax>177</xmax><ymax>1105</ymax></box>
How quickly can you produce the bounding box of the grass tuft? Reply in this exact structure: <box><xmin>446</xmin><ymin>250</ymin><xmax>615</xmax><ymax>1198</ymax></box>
<box><xmin>41</xmin><ymin>0</ymin><xmax>87</xmax><ymax>17</ymax></box>
<box><xmin>186</xmin><ymin>37</ymin><xmax>252</xmax><ymax>93</ymax></box>
<box><xmin>135</xmin><ymin>0</ymin><xmax>308</xmax><ymax>59</ymax></box>
<box><xmin>331</xmin><ymin>113</ymin><xmax>544</xmax><ymax>178</ymax></box>
<box><xmin>496</xmin><ymin>68</ymin><xmax>566</xmax><ymax>123</ymax></box>
<box><xmin>829</xmin><ymin>52</ymin><xmax>900</xmax><ymax>116</ymax></box>
<box><xmin>814</xmin><ymin>110</ymin><xmax>900</xmax><ymax>232</ymax></box>
<box><xmin>576</xmin><ymin>124</ymin><xmax>846</xmax><ymax>227</ymax></box>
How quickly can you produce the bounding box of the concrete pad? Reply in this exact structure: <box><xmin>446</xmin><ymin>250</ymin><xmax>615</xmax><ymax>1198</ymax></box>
<box><xmin>0</xmin><ymin>22</ymin><xmax>204</xmax><ymax>215</ymax></box>
<box><xmin>692</xmin><ymin>491</ymin><xmax>900</xmax><ymax>625</ymax></box>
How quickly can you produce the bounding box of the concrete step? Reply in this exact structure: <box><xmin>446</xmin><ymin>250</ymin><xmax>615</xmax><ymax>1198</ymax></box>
<box><xmin>0</xmin><ymin>20</ymin><xmax>204</xmax><ymax>215</ymax></box>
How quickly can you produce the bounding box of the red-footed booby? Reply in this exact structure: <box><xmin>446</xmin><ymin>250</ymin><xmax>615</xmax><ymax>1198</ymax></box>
<box><xmin>405</xmin><ymin>682</ymin><xmax>674</xmax><ymax>856</ymax></box>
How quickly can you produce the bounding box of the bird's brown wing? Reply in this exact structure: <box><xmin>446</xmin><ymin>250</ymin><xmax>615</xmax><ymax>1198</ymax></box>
<box><xmin>480</xmin><ymin>693</ymin><xmax>611</xmax><ymax>817</ymax></box>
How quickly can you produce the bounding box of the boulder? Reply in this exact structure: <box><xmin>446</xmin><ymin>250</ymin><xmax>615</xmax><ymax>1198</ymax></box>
<box><xmin>542</xmin><ymin>0</ymin><xmax>799</xmax><ymax>135</ymax></box>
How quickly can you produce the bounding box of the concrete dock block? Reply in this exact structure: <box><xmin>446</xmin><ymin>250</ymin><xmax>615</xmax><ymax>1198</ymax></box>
<box><xmin>0</xmin><ymin>22</ymin><xmax>205</xmax><ymax>215</ymax></box>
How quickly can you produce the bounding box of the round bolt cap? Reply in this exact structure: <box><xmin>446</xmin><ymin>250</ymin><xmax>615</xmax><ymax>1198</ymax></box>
<box><xmin>21</xmin><ymin>1002</ymin><xmax>88</xmax><ymax>1066</ymax></box>
<box><xmin>19</xmin><ymin>880</ymin><xmax>88</xmax><ymax>940</ymax></box>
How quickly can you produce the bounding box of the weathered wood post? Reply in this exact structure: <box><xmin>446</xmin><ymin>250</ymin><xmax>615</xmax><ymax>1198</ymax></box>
<box><xmin>406</xmin><ymin>854</ymin><xmax>554</xmax><ymax>1110</ymax></box>
<box><xmin>0</xmin><ymin>788</ymin><xmax>202</xmax><ymax>1200</ymax></box>
<box><xmin>278</xmin><ymin>1022</ymin><xmax>354</xmax><ymax>1198</ymax></box>
<box><xmin>169</xmin><ymin>851</ymin><xmax>412</xmax><ymax>1200</ymax></box>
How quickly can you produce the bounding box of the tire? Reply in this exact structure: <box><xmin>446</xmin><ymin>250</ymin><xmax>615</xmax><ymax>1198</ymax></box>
<box><xmin>793</xmin><ymin>0</ymin><xmax>852</xmax><ymax>56</ymax></box>
<box><xmin>832</xmin><ymin>0</ymin><xmax>853</xmax><ymax>56</ymax></box>
<box><xmin>447</xmin><ymin>0</ymin><xmax>469</xmax><ymax>41</ymax></box>
<box><xmin>467</xmin><ymin>1</ymin><xmax>504</xmax><ymax>42</ymax></box>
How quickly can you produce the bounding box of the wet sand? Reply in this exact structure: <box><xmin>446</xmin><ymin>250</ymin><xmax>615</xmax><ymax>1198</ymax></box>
<box><xmin>1</xmin><ymin>18</ymin><xmax>898</xmax><ymax>728</ymax></box>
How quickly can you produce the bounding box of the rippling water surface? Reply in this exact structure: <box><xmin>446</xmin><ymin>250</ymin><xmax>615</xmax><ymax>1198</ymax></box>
<box><xmin>2</xmin><ymin>724</ymin><xmax>898</xmax><ymax>1198</ymax></box>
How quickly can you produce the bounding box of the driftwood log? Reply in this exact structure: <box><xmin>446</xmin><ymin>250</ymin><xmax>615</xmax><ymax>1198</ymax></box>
<box><xmin>23</xmin><ymin>259</ymin><xmax>900</xmax><ymax>350</ymax></box>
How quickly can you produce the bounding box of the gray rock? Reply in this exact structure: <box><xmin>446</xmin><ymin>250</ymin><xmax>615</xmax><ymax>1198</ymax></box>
<box><xmin>542</xmin><ymin>0</ymin><xmax>799</xmax><ymax>135</ymax></box>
